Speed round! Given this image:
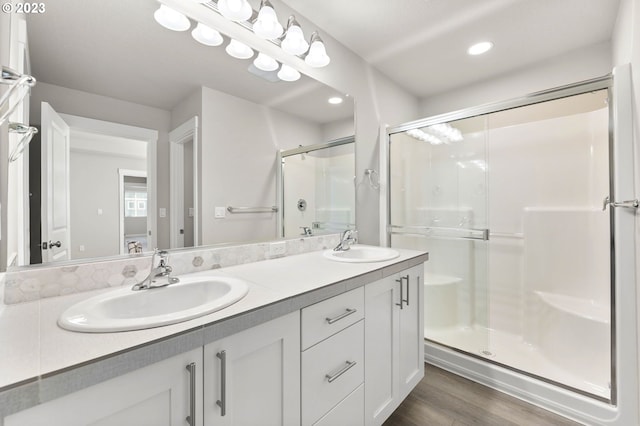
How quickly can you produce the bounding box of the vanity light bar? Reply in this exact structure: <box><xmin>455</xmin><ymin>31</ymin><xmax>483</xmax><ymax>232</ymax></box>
<box><xmin>200</xmin><ymin>0</ymin><xmax>330</xmax><ymax>67</ymax></box>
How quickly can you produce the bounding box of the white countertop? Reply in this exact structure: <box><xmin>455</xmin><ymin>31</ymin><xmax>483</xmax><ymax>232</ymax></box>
<box><xmin>0</xmin><ymin>246</ymin><xmax>427</xmax><ymax>409</ymax></box>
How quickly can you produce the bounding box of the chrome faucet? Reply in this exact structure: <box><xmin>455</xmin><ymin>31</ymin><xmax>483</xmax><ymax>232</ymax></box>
<box><xmin>132</xmin><ymin>249</ymin><xmax>180</xmax><ymax>291</ymax></box>
<box><xmin>333</xmin><ymin>229</ymin><xmax>357</xmax><ymax>251</ymax></box>
<box><xmin>300</xmin><ymin>226</ymin><xmax>313</xmax><ymax>236</ymax></box>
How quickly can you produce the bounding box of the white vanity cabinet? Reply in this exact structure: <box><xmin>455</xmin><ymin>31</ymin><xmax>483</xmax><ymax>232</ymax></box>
<box><xmin>301</xmin><ymin>287</ymin><xmax>365</xmax><ymax>426</ymax></box>
<box><xmin>5</xmin><ymin>348</ymin><xmax>203</xmax><ymax>426</ymax></box>
<box><xmin>364</xmin><ymin>264</ymin><xmax>424</xmax><ymax>426</ymax></box>
<box><xmin>203</xmin><ymin>311</ymin><xmax>301</xmax><ymax>426</ymax></box>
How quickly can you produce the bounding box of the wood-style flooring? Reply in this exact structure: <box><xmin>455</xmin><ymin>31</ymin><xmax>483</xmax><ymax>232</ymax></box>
<box><xmin>383</xmin><ymin>364</ymin><xmax>583</xmax><ymax>426</ymax></box>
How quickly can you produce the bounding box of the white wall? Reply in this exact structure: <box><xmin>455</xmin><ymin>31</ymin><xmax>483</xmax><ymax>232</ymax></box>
<box><xmin>29</xmin><ymin>82</ymin><xmax>172</xmax><ymax>248</ymax></box>
<box><xmin>69</xmin><ymin>150</ymin><xmax>146</xmax><ymax>259</ymax></box>
<box><xmin>200</xmin><ymin>86</ymin><xmax>324</xmax><ymax>244</ymax></box>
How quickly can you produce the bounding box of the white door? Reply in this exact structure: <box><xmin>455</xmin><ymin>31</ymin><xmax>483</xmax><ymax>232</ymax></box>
<box><xmin>40</xmin><ymin>102</ymin><xmax>70</xmax><ymax>263</ymax></box>
<box><xmin>204</xmin><ymin>311</ymin><xmax>301</xmax><ymax>426</ymax></box>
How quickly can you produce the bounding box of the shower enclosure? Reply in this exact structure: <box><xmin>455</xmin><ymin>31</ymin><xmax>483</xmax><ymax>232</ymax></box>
<box><xmin>388</xmin><ymin>82</ymin><xmax>617</xmax><ymax>404</ymax></box>
<box><xmin>278</xmin><ymin>137</ymin><xmax>355</xmax><ymax>238</ymax></box>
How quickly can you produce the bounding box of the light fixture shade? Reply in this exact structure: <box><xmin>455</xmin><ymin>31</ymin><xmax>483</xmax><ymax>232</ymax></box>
<box><xmin>253</xmin><ymin>1</ymin><xmax>283</xmax><ymax>40</ymax></box>
<box><xmin>253</xmin><ymin>52</ymin><xmax>279</xmax><ymax>71</ymax></box>
<box><xmin>277</xmin><ymin>64</ymin><xmax>300</xmax><ymax>82</ymax></box>
<box><xmin>192</xmin><ymin>23</ymin><xmax>223</xmax><ymax>46</ymax></box>
<box><xmin>218</xmin><ymin>0</ymin><xmax>252</xmax><ymax>22</ymax></box>
<box><xmin>305</xmin><ymin>33</ymin><xmax>330</xmax><ymax>67</ymax></box>
<box><xmin>154</xmin><ymin>4</ymin><xmax>190</xmax><ymax>32</ymax></box>
<box><xmin>226</xmin><ymin>39</ymin><xmax>254</xmax><ymax>59</ymax></box>
<box><xmin>281</xmin><ymin>17</ymin><xmax>308</xmax><ymax>55</ymax></box>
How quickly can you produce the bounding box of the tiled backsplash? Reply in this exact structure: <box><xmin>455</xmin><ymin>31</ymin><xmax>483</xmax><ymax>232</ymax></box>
<box><xmin>2</xmin><ymin>234</ymin><xmax>341</xmax><ymax>305</ymax></box>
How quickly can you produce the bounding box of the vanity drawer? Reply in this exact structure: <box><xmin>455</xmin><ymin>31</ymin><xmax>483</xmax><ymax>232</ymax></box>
<box><xmin>302</xmin><ymin>320</ymin><xmax>364</xmax><ymax>426</ymax></box>
<box><xmin>313</xmin><ymin>384</ymin><xmax>364</xmax><ymax>426</ymax></box>
<box><xmin>301</xmin><ymin>286</ymin><xmax>364</xmax><ymax>350</ymax></box>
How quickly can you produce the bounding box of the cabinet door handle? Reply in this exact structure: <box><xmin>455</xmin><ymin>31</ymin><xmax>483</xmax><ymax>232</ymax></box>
<box><xmin>216</xmin><ymin>350</ymin><xmax>227</xmax><ymax>416</ymax></box>
<box><xmin>186</xmin><ymin>362</ymin><xmax>196</xmax><ymax>426</ymax></box>
<box><xmin>395</xmin><ymin>277</ymin><xmax>404</xmax><ymax>309</ymax></box>
<box><xmin>325</xmin><ymin>360</ymin><xmax>357</xmax><ymax>383</ymax></box>
<box><xmin>402</xmin><ymin>275</ymin><xmax>410</xmax><ymax>306</ymax></box>
<box><xmin>326</xmin><ymin>308</ymin><xmax>357</xmax><ymax>324</ymax></box>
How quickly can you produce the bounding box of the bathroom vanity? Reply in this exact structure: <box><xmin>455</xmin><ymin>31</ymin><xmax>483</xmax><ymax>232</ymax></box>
<box><xmin>0</xmin><ymin>246</ymin><xmax>426</xmax><ymax>426</ymax></box>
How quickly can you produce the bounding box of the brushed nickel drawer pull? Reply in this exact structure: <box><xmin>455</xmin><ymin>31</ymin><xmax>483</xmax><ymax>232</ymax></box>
<box><xmin>216</xmin><ymin>350</ymin><xmax>227</xmax><ymax>416</ymax></box>
<box><xmin>325</xmin><ymin>360</ymin><xmax>357</xmax><ymax>383</ymax></box>
<box><xmin>326</xmin><ymin>308</ymin><xmax>357</xmax><ymax>324</ymax></box>
<box><xmin>185</xmin><ymin>362</ymin><xmax>196</xmax><ymax>426</ymax></box>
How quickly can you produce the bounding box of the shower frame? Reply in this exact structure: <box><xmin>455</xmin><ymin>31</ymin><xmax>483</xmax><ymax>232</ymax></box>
<box><xmin>276</xmin><ymin>135</ymin><xmax>355</xmax><ymax>238</ymax></box>
<box><xmin>382</xmin><ymin>65</ymin><xmax>638</xmax><ymax>425</ymax></box>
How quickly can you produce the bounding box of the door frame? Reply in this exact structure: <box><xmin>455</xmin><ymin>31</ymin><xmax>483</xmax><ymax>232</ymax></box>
<box><xmin>382</xmin><ymin>67</ymin><xmax>638</xmax><ymax>424</ymax></box>
<box><xmin>169</xmin><ymin>116</ymin><xmax>199</xmax><ymax>248</ymax></box>
<box><xmin>58</xmin><ymin>113</ymin><xmax>158</xmax><ymax>253</ymax></box>
<box><xmin>118</xmin><ymin>169</ymin><xmax>147</xmax><ymax>255</ymax></box>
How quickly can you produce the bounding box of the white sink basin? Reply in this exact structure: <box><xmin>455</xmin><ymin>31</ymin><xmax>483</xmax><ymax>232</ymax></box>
<box><xmin>323</xmin><ymin>245</ymin><xmax>400</xmax><ymax>263</ymax></box>
<box><xmin>58</xmin><ymin>275</ymin><xmax>250</xmax><ymax>333</ymax></box>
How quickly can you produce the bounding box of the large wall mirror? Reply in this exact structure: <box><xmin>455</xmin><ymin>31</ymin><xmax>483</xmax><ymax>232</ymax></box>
<box><xmin>3</xmin><ymin>0</ymin><xmax>354</xmax><ymax>271</ymax></box>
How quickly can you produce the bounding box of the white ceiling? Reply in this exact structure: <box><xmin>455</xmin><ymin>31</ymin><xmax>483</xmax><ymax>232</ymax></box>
<box><xmin>26</xmin><ymin>0</ymin><xmax>620</xmax><ymax>123</ymax></box>
<box><xmin>284</xmin><ymin>0</ymin><xmax>620</xmax><ymax>97</ymax></box>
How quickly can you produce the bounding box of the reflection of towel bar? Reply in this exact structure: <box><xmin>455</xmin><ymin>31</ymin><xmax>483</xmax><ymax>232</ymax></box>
<box><xmin>227</xmin><ymin>206</ymin><xmax>278</xmax><ymax>214</ymax></box>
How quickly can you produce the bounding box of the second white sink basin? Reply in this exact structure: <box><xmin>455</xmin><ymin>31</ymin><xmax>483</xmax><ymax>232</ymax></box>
<box><xmin>323</xmin><ymin>245</ymin><xmax>400</xmax><ymax>263</ymax></box>
<box><xmin>58</xmin><ymin>275</ymin><xmax>250</xmax><ymax>333</ymax></box>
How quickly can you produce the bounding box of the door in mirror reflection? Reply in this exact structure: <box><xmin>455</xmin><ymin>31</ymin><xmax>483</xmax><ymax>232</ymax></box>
<box><xmin>27</xmin><ymin>104</ymin><xmax>156</xmax><ymax>265</ymax></box>
<box><xmin>40</xmin><ymin>102</ymin><xmax>71</xmax><ymax>263</ymax></box>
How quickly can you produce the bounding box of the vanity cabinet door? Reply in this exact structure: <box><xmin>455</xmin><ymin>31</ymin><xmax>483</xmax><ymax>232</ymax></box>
<box><xmin>5</xmin><ymin>349</ymin><xmax>203</xmax><ymax>426</ymax></box>
<box><xmin>398</xmin><ymin>264</ymin><xmax>425</xmax><ymax>400</ymax></box>
<box><xmin>364</xmin><ymin>263</ymin><xmax>425</xmax><ymax>426</ymax></box>
<box><xmin>364</xmin><ymin>274</ymin><xmax>401</xmax><ymax>426</ymax></box>
<box><xmin>203</xmin><ymin>311</ymin><xmax>300</xmax><ymax>426</ymax></box>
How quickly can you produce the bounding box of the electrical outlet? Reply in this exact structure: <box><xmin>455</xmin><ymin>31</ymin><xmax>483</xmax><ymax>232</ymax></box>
<box><xmin>214</xmin><ymin>207</ymin><xmax>226</xmax><ymax>218</ymax></box>
<box><xmin>269</xmin><ymin>241</ymin><xmax>286</xmax><ymax>256</ymax></box>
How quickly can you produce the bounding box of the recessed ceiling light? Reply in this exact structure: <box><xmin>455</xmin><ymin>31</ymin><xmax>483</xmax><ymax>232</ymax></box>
<box><xmin>467</xmin><ymin>41</ymin><xmax>493</xmax><ymax>56</ymax></box>
<box><xmin>328</xmin><ymin>97</ymin><xmax>343</xmax><ymax>105</ymax></box>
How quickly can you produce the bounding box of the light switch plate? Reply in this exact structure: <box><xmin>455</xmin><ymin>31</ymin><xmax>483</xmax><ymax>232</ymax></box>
<box><xmin>214</xmin><ymin>207</ymin><xmax>226</xmax><ymax>218</ymax></box>
<box><xmin>159</xmin><ymin>208</ymin><xmax>167</xmax><ymax>218</ymax></box>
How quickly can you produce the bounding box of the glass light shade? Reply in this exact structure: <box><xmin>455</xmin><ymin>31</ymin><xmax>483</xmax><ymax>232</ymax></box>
<box><xmin>277</xmin><ymin>64</ymin><xmax>300</xmax><ymax>82</ymax></box>
<box><xmin>191</xmin><ymin>23</ymin><xmax>223</xmax><ymax>46</ymax></box>
<box><xmin>225</xmin><ymin>39</ymin><xmax>254</xmax><ymax>59</ymax></box>
<box><xmin>305</xmin><ymin>40</ymin><xmax>330</xmax><ymax>67</ymax></box>
<box><xmin>153</xmin><ymin>5</ymin><xmax>190</xmax><ymax>32</ymax></box>
<box><xmin>253</xmin><ymin>53</ymin><xmax>278</xmax><ymax>71</ymax></box>
<box><xmin>281</xmin><ymin>25</ymin><xmax>308</xmax><ymax>55</ymax></box>
<box><xmin>253</xmin><ymin>6</ymin><xmax>283</xmax><ymax>39</ymax></box>
<box><xmin>218</xmin><ymin>0</ymin><xmax>252</xmax><ymax>22</ymax></box>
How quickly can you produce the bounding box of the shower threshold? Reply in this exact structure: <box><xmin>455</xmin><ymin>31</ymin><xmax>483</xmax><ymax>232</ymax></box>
<box><xmin>425</xmin><ymin>326</ymin><xmax>610</xmax><ymax>400</ymax></box>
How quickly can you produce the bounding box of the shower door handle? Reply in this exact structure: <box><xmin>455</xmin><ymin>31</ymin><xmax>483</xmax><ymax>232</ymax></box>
<box><xmin>602</xmin><ymin>195</ymin><xmax>639</xmax><ymax>210</ymax></box>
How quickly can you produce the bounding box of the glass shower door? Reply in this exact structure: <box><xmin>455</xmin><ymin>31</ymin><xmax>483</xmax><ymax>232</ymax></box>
<box><xmin>389</xmin><ymin>115</ymin><xmax>490</xmax><ymax>352</ymax></box>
